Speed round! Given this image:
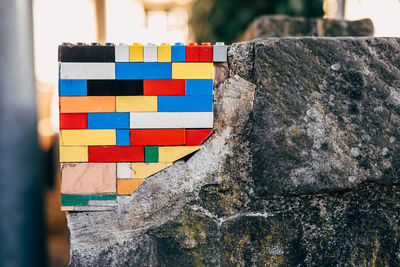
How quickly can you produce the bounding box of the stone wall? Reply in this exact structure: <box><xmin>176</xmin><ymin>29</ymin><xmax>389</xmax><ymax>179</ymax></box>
<box><xmin>68</xmin><ymin>37</ymin><xmax>400</xmax><ymax>266</ymax></box>
<box><xmin>239</xmin><ymin>15</ymin><xmax>374</xmax><ymax>41</ymax></box>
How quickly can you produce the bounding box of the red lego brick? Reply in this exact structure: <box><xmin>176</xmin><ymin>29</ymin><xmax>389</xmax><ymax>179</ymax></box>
<box><xmin>185</xmin><ymin>129</ymin><xmax>213</xmax><ymax>146</ymax></box>
<box><xmin>199</xmin><ymin>42</ymin><xmax>213</xmax><ymax>62</ymax></box>
<box><xmin>143</xmin><ymin>79</ymin><xmax>186</xmax><ymax>96</ymax></box>
<box><xmin>88</xmin><ymin>146</ymin><xmax>144</xmax><ymax>162</ymax></box>
<box><xmin>185</xmin><ymin>42</ymin><xmax>199</xmax><ymax>62</ymax></box>
<box><xmin>59</xmin><ymin>113</ymin><xmax>87</xmax><ymax>129</ymax></box>
<box><xmin>131</xmin><ymin>129</ymin><xmax>185</xmax><ymax>145</ymax></box>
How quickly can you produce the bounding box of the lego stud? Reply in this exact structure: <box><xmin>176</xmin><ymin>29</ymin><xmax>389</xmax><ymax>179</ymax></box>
<box><xmin>186</xmin><ymin>42</ymin><xmax>200</xmax><ymax>62</ymax></box>
<box><xmin>200</xmin><ymin>42</ymin><xmax>213</xmax><ymax>62</ymax></box>
<box><xmin>213</xmin><ymin>42</ymin><xmax>227</xmax><ymax>62</ymax></box>
<box><xmin>91</xmin><ymin>42</ymin><xmax>100</xmax><ymax>46</ymax></box>
<box><xmin>130</xmin><ymin>43</ymin><xmax>144</xmax><ymax>62</ymax></box>
<box><xmin>172</xmin><ymin>42</ymin><xmax>186</xmax><ymax>62</ymax></box>
<box><xmin>158</xmin><ymin>43</ymin><xmax>171</xmax><ymax>62</ymax></box>
<box><xmin>144</xmin><ymin>43</ymin><xmax>157</xmax><ymax>62</ymax></box>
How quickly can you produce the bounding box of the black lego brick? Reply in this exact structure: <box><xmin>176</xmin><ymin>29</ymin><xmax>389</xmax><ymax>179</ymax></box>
<box><xmin>87</xmin><ymin>80</ymin><xmax>144</xmax><ymax>96</ymax></box>
<box><xmin>58</xmin><ymin>44</ymin><xmax>115</xmax><ymax>62</ymax></box>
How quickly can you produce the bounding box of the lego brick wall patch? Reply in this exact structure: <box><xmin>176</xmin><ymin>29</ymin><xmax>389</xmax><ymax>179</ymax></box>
<box><xmin>58</xmin><ymin>42</ymin><xmax>227</xmax><ymax>211</ymax></box>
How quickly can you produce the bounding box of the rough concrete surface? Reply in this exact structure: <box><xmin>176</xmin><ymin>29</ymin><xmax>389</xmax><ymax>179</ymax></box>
<box><xmin>68</xmin><ymin>37</ymin><xmax>400</xmax><ymax>266</ymax></box>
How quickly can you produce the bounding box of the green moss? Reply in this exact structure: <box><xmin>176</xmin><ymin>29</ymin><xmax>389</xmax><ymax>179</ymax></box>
<box><xmin>177</xmin><ymin>211</ymin><xmax>207</xmax><ymax>248</ymax></box>
<box><xmin>174</xmin><ymin>210</ymin><xmax>215</xmax><ymax>266</ymax></box>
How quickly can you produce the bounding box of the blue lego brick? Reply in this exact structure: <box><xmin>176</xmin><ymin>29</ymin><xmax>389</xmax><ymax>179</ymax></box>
<box><xmin>157</xmin><ymin>96</ymin><xmax>213</xmax><ymax>112</ymax></box>
<box><xmin>186</xmin><ymin>79</ymin><xmax>213</xmax><ymax>95</ymax></box>
<box><xmin>171</xmin><ymin>43</ymin><xmax>186</xmax><ymax>62</ymax></box>
<box><xmin>115</xmin><ymin>63</ymin><xmax>171</xmax><ymax>79</ymax></box>
<box><xmin>87</xmin><ymin>113</ymin><xmax>130</xmax><ymax>129</ymax></box>
<box><xmin>116</xmin><ymin>129</ymin><xmax>130</xmax><ymax>146</ymax></box>
<box><xmin>59</xmin><ymin>79</ymin><xmax>87</xmax><ymax>96</ymax></box>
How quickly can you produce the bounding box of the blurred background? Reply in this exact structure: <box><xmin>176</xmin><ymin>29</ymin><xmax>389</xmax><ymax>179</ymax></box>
<box><xmin>1</xmin><ymin>0</ymin><xmax>400</xmax><ymax>266</ymax></box>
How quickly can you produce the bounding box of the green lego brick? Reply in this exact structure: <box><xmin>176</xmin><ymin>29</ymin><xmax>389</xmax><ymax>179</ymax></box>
<box><xmin>145</xmin><ymin>146</ymin><xmax>159</xmax><ymax>163</ymax></box>
<box><xmin>61</xmin><ymin>199</ymin><xmax>88</xmax><ymax>206</ymax></box>
<box><xmin>61</xmin><ymin>194</ymin><xmax>116</xmax><ymax>202</ymax></box>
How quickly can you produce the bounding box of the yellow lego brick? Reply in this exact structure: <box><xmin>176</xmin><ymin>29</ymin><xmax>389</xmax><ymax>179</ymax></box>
<box><xmin>60</xmin><ymin>146</ymin><xmax>88</xmax><ymax>162</ymax></box>
<box><xmin>172</xmin><ymin>63</ymin><xmax>213</xmax><ymax>79</ymax></box>
<box><xmin>116</xmin><ymin>96</ymin><xmax>157</xmax><ymax>112</ymax></box>
<box><xmin>129</xmin><ymin>43</ymin><xmax>143</xmax><ymax>62</ymax></box>
<box><xmin>158</xmin><ymin>146</ymin><xmax>200</xmax><ymax>162</ymax></box>
<box><xmin>158</xmin><ymin>43</ymin><xmax>171</xmax><ymax>62</ymax></box>
<box><xmin>61</xmin><ymin>206</ymin><xmax>75</xmax><ymax>211</ymax></box>
<box><xmin>60</xmin><ymin>130</ymin><xmax>116</xmax><ymax>146</ymax></box>
<box><xmin>131</xmin><ymin>162</ymin><xmax>172</xmax><ymax>178</ymax></box>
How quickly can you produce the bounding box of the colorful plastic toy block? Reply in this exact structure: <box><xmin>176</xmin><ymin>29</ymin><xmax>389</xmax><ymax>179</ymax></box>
<box><xmin>213</xmin><ymin>42</ymin><xmax>227</xmax><ymax>62</ymax></box>
<box><xmin>115</xmin><ymin>43</ymin><xmax>129</xmax><ymax>62</ymax></box>
<box><xmin>58</xmin><ymin>42</ymin><xmax>227</xmax><ymax>211</ymax></box>
<box><xmin>200</xmin><ymin>42</ymin><xmax>213</xmax><ymax>62</ymax></box>
<box><xmin>143</xmin><ymin>43</ymin><xmax>157</xmax><ymax>62</ymax></box>
<box><xmin>158</xmin><ymin>43</ymin><xmax>171</xmax><ymax>62</ymax></box>
<box><xmin>171</xmin><ymin>42</ymin><xmax>185</xmax><ymax>62</ymax></box>
<box><xmin>186</xmin><ymin>42</ymin><xmax>200</xmax><ymax>62</ymax></box>
<box><xmin>129</xmin><ymin>43</ymin><xmax>143</xmax><ymax>62</ymax></box>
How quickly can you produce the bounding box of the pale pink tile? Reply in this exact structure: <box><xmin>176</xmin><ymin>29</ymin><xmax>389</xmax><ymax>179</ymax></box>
<box><xmin>61</xmin><ymin>163</ymin><xmax>116</xmax><ymax>194</ymax></box>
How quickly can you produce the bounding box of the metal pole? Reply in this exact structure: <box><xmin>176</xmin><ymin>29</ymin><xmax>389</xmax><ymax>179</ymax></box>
<box><xmin>94</xmin><ymin>0</ymin><xmax>106</xmax><ymax>43</ymax></box>
<box><xmin>0</xmin><ymin>0</ymin><xmax>45</xmax><ymax>266</ymax></box>
<box><xmin>337</xmin><ymin>0</ymin><xmax>346</xmax><ymax>19</ymax></box>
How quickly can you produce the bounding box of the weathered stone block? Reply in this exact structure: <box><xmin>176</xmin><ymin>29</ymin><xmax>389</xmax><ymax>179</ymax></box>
<box><xmin>239</xmin><ymin>15</ymin><xmax>374</xmax><ymax>41</ymax></box>
<box><xmin>68</xmin><ymin>38</ymin><xmax>400</xmax><ymax>266</ymax></box>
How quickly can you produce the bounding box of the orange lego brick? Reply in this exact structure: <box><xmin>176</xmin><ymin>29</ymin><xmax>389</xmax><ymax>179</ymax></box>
<box><xmin>59</xmin><ymin>96</ymin><xmax>115</xmax><ymax>113</ymax></box>
<box><xmin>117</xmin><ymin>179</ymin><xmax>145</xmax><ymax>195</ymax></box>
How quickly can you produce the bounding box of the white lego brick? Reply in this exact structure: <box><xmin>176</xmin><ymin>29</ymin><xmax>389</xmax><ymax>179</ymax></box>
<box><xmin>143</xmin><ymin>43</ymin><xmax>157</xmax><ymax>62</ymax></box>
<box><xmin>115</xmin><ymin>44</ymin><xmax>129</xmax><ymax>62</ymax></box>
<box><xmin>117</xmin><ymin>162</ymin><xmax>132</xmax><ymax>179</ymax></box>
<box><xmin>213</xmin><ymin>42</ymin><xmax>227</xmax><ymax>62</ymax></box>
<box><xmin>59</xmin><ymin>63</ymin><xmax>115</xmax><ymax>79</ymax></box>
<box><xmin>87</xmin><ymin>200</ymin><xmax>117</xmax><ymax>206</ymax></box>
<box><xmin>130</xmin><ymin>112</ymin><xmax>213</xmax><ymax>129</ymax></box>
